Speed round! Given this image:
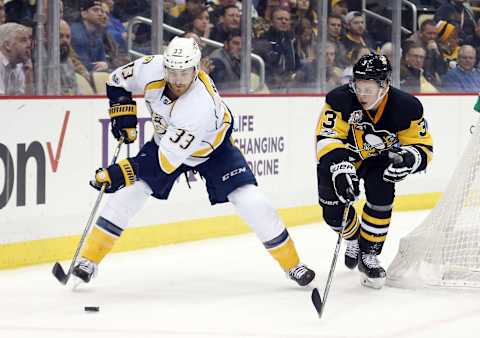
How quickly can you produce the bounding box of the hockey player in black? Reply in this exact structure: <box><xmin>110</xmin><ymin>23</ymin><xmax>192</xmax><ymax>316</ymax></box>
<box><xmin>315</xmin><ymin>53</ymin><xmax>433</xmax><ymax>288</ymax></box>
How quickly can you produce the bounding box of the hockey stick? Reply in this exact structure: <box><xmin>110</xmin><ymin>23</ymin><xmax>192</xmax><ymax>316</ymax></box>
<box><xmin>52</xmin><ymin>137</ymin><xmax>124</xmax><ymax>285</ymax></box>
<box><xmin>311</xmin><ymin>200</ymin><xmax>352</xmax><ymax>318</ymax></box>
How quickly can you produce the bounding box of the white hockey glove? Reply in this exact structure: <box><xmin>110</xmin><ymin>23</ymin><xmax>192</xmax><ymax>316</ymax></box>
<box><xmin>330</xmin><ymin>161</ymin><xmax>360</xmax><ymax>203</ymax></box>
<box><xmin>383</xmin><ymin>146</ymin><xmax>422</xmax><ymax>183</ymax></box>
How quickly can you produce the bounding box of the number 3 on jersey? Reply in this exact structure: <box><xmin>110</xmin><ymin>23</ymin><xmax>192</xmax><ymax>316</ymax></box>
<box><xmin>322</xmin><ymin>111</ymin><xmax>336</xmax><ymax>128</ymax></box>
<box><xmin>170</xmin><ymin>129</ymin><xmax>195</xmax><ymax>149</ymax></box>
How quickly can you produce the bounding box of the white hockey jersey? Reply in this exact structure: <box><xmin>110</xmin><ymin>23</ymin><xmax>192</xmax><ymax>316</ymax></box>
<box><xmin>107</xmin><ymin>55</ymin><xmax>233</xmax><ymax>173</ymax></box>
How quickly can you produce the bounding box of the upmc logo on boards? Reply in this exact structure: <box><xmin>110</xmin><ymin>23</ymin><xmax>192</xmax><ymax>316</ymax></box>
<box><xmin>0</xmin><ymin>111</ymin><xmax>70</xmax><ymax>209</ymax></box>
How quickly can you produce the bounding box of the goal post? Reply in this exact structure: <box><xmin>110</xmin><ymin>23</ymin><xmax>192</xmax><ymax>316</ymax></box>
<box><xmin>387</xmin><ymin>119</ymin><xmax>480</xmax><ymax>289</ymax></box>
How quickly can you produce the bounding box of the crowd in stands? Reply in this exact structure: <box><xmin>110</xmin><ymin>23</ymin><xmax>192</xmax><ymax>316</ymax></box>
<box><xmin>1</xmin><ymin>0</ymin><xmax>480</xmax><ymax>95</ymax></box>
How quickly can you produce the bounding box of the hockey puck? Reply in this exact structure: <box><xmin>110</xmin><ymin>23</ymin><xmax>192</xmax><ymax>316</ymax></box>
<box><xmin>84</xmin><ymin>306</ymin><xmax>99</xmax><ymax>312</ymax></box>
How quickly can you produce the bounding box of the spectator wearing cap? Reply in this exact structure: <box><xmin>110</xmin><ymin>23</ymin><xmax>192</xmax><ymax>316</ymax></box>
<box><xmin>71</xmin><ymin>0</ymin><xmax>108</xmax><ymax>72</ymax></box>
<box><xmin>339</xmin><ymin>11</ymin><xmax>375</xmax><ymax>59</ymax></box>
<box><xmin>209</xmin><ymin>29</ymin><xmax>242</xmax><ymax>93</ymax></box>
<box><xmin>330</xmin><ymin>0</ymin><xmax>348</xmax><ymax>18</ymax></box>
<box><xmin>434</xmin><ymin>0</ymin><xmax>477</xmax><ymax>45</ymax></box>
<box><xmin>436</xmin><ymin>20</ymin><xmax>461</xmax><ymax>69</ymax></box>
<box><xmin>0</xmin><ymin>22</ymin><xmax>32</xmax><ymax>95</ymax></box>
<box><xmin>210</xmin><ymin>5</ymin><xmax>240</xmax><ymax>43</ymax></box>
<box><xmin>442</xmin><ymin>44</ymin><xmax>480</xmax><ymax>92</ymax></box>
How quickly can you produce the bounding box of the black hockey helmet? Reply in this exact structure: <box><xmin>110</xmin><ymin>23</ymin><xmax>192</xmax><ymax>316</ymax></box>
<box><xmin>353</xmin><ymin>53</ymin><xmax>392</xmax><ymax>86</ymax></box>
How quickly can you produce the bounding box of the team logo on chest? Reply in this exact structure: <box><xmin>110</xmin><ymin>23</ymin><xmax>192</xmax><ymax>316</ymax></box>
<box><xmin>152</xmin><ymin>112</ymin><xmax>169</xmax><ymax>135</ymax></box>
<box><xmin>349</xmin><ymin>122</ymin><xmax>398</xmax><ymax>159</ymax></box>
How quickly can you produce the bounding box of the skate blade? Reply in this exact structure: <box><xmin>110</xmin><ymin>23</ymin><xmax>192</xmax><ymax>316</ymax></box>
<box><xmin>360</xmin><ymin>272</ymin><xmax>386</xmax><ymax>289</ymax></box>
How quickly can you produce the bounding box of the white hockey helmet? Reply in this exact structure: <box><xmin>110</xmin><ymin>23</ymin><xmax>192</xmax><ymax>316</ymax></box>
<box><xmin>164</xmin><ymin>37</ymin><xmax>201</xmax><ymax>71</ymax></box>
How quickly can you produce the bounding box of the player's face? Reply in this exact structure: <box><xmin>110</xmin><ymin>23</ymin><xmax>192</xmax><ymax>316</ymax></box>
<box><xmin>353</xmin><ymin>79</ymin><xmax>386</xmax><ymax>110</ymax></box>
<box><xmin>166</xmin><ymin>67</ymin><xmax>196</xmax><ymax>97</ymax></box>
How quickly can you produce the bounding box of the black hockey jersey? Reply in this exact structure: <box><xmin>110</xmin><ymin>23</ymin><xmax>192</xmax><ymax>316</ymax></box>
<box><xmin>315</xmin><ymin>84</ymin><xmax>433</xmax><ymax>171</ymax></box>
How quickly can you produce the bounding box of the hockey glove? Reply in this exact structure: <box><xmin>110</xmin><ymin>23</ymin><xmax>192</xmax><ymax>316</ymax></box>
<box><xmin>109</xmin><ymin>102</ymin><xmax>138</xmax><ymax>144</ymax></box>
<box><xmin>383</xmin><ymin>146</ymin><xmax>422</xmax><ymax>183</ymax></box>
<box><xmin>330</xmin><ymin>161</ymin><xmax>360</xmax><ymax>203</ymax></box>
<box><xmin>90</xmin><ymin>159</ymin><xmax>137</xmax><ymax>193</ymax></box>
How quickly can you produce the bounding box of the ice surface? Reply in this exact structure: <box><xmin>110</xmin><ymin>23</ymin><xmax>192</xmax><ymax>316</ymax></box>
<box><xmin>1</xmin><ymin>210</ymin><xmax>479</xmax><ymax>338</ymax></box>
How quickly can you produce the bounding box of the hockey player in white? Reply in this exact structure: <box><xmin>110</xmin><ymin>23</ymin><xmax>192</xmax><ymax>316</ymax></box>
<box><xmin>72</xmin><ymin>37</ymin><xmax>315</xmax><ymax>287</ymax></box>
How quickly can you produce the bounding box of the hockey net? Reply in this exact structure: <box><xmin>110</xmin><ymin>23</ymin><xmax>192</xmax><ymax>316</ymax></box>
<box><xmin>387</xmin><ymin>120</ymin><xmax>480</xmax><ymax>289</ymax></box>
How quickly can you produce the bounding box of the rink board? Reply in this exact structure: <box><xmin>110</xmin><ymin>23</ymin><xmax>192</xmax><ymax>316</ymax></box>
<box><xmin>0</xmin><ymin>95</ymin><xmax>476</xmax><ymax>268</ymax></box>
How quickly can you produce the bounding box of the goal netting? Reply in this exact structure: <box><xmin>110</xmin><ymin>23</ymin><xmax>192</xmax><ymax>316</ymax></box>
<box><xmin>387</xmin><ymin>120</ymin><xmax>480</xmax><ymax>289</ymax></box>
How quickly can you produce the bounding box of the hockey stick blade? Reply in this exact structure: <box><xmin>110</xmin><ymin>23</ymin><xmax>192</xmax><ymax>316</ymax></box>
<box><xmin>311</xmin><ymin>287</ymin><xmax>323</xmax><ymax>317</ymax></box>
<box><xmin>52</xmin><ymin>262</ymin><xmax>69</xmax><ymax>285</ymax></box>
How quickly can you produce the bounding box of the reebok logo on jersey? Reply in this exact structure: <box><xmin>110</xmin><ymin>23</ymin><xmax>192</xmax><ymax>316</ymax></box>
<box><xmin>222</xmin><ymin>167</ymin><xmax>247</xmax><ymax>181</ymax></box>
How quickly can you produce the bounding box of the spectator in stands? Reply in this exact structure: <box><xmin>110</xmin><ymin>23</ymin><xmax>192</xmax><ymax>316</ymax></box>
<box><xmin>407</xmin><ymin>19</ymin><xmax>446</xmax><ymax>87</ymax></box>
<box><xmin>210</xmin><ymin>5</ymin><xmax>240</xmax><ymax>43</ymax></box>
<box><xmin>209</xmin><ymin>0</ymin><xmax>237</xmax><ymax>25</ymax></box>
<box><xmin>256</xmin><ymin>7</ymin><xmax>300</xmax><ymax>91</ymax></box>
<box><xmin>209</xmin><ymin>29</ymin><xmax>241</xmax><ymax>93</ymax></box>
<box><xmin>340</xmin><ymin>11</ymin><xmax>375</xmax><ymax>59</ymax></box>
<box><xmin>71</xmin><ymin>0</ymin><xmax>108</xmax><ymax>72</ymax></box>
<box><xmin>100</xmin><ymin>0</ymin><xmax>127</xmax><ymax>53</ymax></box>
<box><xmin>434</xmin><ymin>0</ymin><xmax>477</xmax><ymax>44</ymax></box>
<box><xmin>99</xmin><ymin>2</ymin><xmax>129</xmax><ymax>70</ymax></box>
<box><xmin>0</xmin><ymin>23</ymin><xmax>32</xmax><ymax>95</ymax></box>
<box><xmin>5</xmin><ymin>0</ymin><xmax>36</xmax><ymax>27</ymax></box>
<box><xmin>330</xmin><ymin>0</ymin><xmax>348</xmax><ymax>18</ymax></box>
<box><xmin>186</xmin><ymin>6</ymin><xmax>211</xmax><ymax>40</ymax></box>
<box><xmin>174</xmin><ymin>0</ymin><xmax>206</xmax><ymax>31</ymax></box>
<box><xmin>59</xmin><ymin>20</ymin><xmax>79</xmax><ymax>95</ymax></box>
<box><xmin>325</xmin><ymin>42</ymin><xmax>342</xmax><ymax>90</ymax></box>
<box><xmin>294</xmin><ymin>18</ymin><xmax>316</xmax><ymax>68</ymax></box>
<box><xmin>463</xmin><ymin>17</ymin><xmax>480</xmax><ymax>65</ymax></box>
<box><xmin>291</xmin><ymin>0</ymin><xmax>318</xmax><ymax>29</ymax></box>
<box><xmin>340</xmin><ymin>45</ymin><xmax>371</xmax><ymax>84</ymax></box>
<box><xmin>400</xmin><ymin>42</ymin><xmax>438</xmax><ymax>93</ymax></box>
<box><xmin>436</xmin><ymin>20</ymin><xmax>461</xmax><ymax>69</ymax></box>
<box><xmin>442</xmin><ymin>44</ymin><xmax>480</xmax><ymax>92</ymax></box>
<box><xmin>327</xmin><ymin>14</ymin><xmax>348</xmax><ymax>67</ymax></box>
<box><xmin>0</xmin><ymin>0</ymin><xmax>5</xmax><ymax>25</ymax></box>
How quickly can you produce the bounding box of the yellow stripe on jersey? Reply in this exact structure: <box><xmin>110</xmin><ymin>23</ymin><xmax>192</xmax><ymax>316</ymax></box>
<box><xmin>362</xmin><ymin>212</ymin><xmax>390</xmax><ymax>226</ymax></box>
<box><xmin>315</xmin><ymin>103</ymin><xmax>349</xmax><ymax>139</ymax></box>
<box><xmin>417</xmin><ymin>144</ymin><xmax>433</xmax><ymax>163</ymax></box>
<box><xmin>145</xmin><ymin>79</ymin><xmax>166</xmax><ymax>92</ymax></box>
<box><xmin>198</xmin><ymin>71</ymin><xmax>217</xmax><ymax>99</ymax></box>
<box><xmin>80</xmin><ymin>226</ymin><xmax>118</xmax><ymax>264</ymax></box>
<box><xmin>316</xmin><ymin>139</ymin><xmax>346</xmax><ymax>161</ymax></box>
<box><xmin>397</xmin><ymin>118</ymin><xmax>433</xmax><ymax>148</ymax></box>
<box><xmin>159</xmin><ymin>151</ymin><xmax>177</xmax><ymax>174</ymax></box>
<box><xmin>360</xmin><ymin>230</ymin><xmax>387</xmax><ymax>243</ymax></box>
<box><xmin>191</xmin><ymin>110</ymin><xmax>232</xmax><ymax>157</ymax></box>
<box><xmin>268</xmin><ymin>238</ymin><xmax>300</xmax><ymax>271</ymax></box>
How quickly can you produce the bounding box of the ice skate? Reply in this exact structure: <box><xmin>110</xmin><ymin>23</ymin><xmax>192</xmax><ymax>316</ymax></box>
<box><xmin>72</xmin><ymin>258</ymin><xmax>98</xmax><ymax>283</ymax></box>
<box><xmin>358</xmin><ymin>252</ymin><xmax>386</xmax><ymax>289</ymax></box>
<box><xmin>287</xmin><ymin>264</ymin><xmax>315</xmax><ymax>286</ymax></box>
<box><xmin>344</xmin><ymin>239</ymin><xmax>360</xmax><ymax>269</ymax></box>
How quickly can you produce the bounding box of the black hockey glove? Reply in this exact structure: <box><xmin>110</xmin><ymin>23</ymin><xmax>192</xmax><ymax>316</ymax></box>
<box><xmin>109</xmin><ymin>102</ymin><xmax>138</xmax><ymax>144</ymax></box>
<box><xmin>330</xmin><ymin>161</ymin><xmax>360</xmax><ymax>203</ymax></box>
<box><xmin>383</xmin><ymin>146</ymin><xmax>422</xmax><ymax>183</ymax></box>
<box><xmin>90</xmin><ymin>159</ymin><xmax>137</xmax><ymax>193</ymax></box>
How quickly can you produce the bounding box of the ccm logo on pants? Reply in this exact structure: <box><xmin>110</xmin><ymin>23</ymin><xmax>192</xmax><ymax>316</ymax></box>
<box><xmin>222</xmin><ymin>167</ymin><xmax>247</xmax><ymax>181</ymax></box>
